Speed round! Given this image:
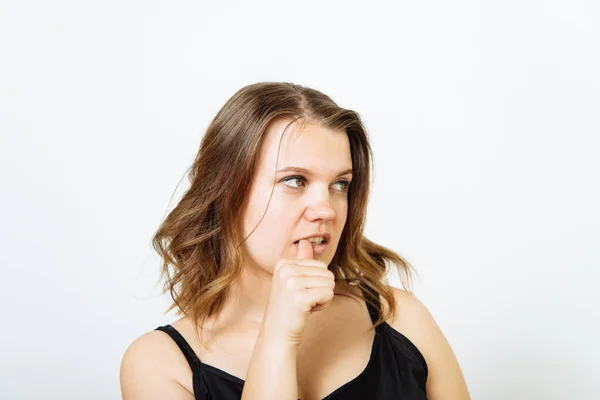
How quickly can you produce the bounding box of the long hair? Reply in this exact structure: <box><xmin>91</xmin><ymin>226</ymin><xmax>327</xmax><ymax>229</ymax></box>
<box><xmin>152</xmin><ymin>81</ymin><xmax>417</xmax><ymax>341</ymax></box>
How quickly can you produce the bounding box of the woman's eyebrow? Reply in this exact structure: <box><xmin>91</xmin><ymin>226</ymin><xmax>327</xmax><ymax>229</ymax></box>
<box><xmin>276</xmin><ymin>166</ymin><xmax>353</xmax><ymax>177</ymax></box>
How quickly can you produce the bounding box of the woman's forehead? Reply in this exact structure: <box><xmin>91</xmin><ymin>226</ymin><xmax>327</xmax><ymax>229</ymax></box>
<box><xmin>260</xmin><ymin>118</ymin><xmax>351</xmax><ymax>172</ymax></box>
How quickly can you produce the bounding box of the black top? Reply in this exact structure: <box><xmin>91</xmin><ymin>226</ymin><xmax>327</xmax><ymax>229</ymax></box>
<box><xmin>155</xmin><ymin>285</ymin><xmax>428</xmax><ymax>399</ymax></box>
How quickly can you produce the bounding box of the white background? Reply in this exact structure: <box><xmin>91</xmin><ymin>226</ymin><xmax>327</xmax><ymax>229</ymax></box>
<box><xmin>1</xmin><ymin>1</ymin><xmax>598</xmax><ymax>399</ymax></box>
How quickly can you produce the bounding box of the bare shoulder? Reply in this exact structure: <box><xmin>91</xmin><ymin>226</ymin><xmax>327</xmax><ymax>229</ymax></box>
<box><xmin>379</xmin><ymin>287</ymin><xmax>434</xmax><ymax>360</ymax></box>
<box><xmin>120</xmin><ymin>328</ymin><xmax>194</xmax><ymax>400</ymax></box>
<box><xmin>380</xmin><ymin>286</ymin><xmax>433</xmax><ymax>342</ymax></box>
<box><xmin>381</xmin><ymin>286</ymin><xmax>472</xmax><ymax>400</ymax></box>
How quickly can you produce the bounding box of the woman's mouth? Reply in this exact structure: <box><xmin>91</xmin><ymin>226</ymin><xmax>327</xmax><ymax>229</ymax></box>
<box><xmin>293</xmin><ymin>239</ymin><xmax>328</xmax><ymax>255</ymax></box>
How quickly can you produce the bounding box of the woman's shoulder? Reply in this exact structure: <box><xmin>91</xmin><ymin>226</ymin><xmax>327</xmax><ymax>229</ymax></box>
<box><xmin>121</xmin><ymin>322</ymin><xmax>188</xmax><ymax>366</ymax></box>
<box><xmin>380</xmin><ymin>285</ymin><xmax>434</xmax><ymax>348</ymax></box>
<box><xmin>120</xmin><ymin>319</ymin><xmax>195</xmax><ymax>398</ymax></box>
<box><xmin>380</xmin><ymin>285</ymin><xmax>424</xmax><ymax>321</ymax></box>
<box><xmin>381</xmin><ymin>285</ymin><xmax>471</xmax><ymax>398</ymax></box>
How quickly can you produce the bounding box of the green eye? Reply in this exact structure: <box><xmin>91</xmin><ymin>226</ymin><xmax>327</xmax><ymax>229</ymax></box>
<box><xmin>281</xmin><ymin>176</ymin><xmax>306</xmax><ymax>188</ymax></box>
<box><xmin>280</xmin><ymin>176</ymin><xmax>350</xmax><ymax>192</ymax></box>
<box><xmin>334</xmin><ymin>180</ymin><xmax>350</xmax><ymax>192</ymax></box>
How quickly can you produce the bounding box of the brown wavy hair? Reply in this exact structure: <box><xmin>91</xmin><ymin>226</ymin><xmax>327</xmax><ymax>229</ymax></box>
<box><xmin>152</xmin><ymin>81</ymin><xmax>417</xmax><ymax>340</ymax></box>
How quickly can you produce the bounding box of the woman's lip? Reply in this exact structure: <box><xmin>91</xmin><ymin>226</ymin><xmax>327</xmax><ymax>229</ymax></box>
<box><xmin>293</xmin><ymin>241</ymin><xmax>328</xmax><ymax>255</ymax></box>
<box><xmin>294</xmin><ymin>239</ymin><xmax>329</xmax><ymax>246</ymax></box>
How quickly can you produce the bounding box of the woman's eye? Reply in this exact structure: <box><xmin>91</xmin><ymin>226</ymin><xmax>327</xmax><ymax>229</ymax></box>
<box><xmin>282</xmin><ymin>176</ymin><xmax>305</xmax><ymax>188</ymax></box>
<box><xmin>281</xmin><ymin>176</ymin><xmax>350</xmax><ymax>192</ymax></box>
<box><xmin>334</xmin><ymin>180</ymin><xmax>350</xmax><ymax>192</ymax></box>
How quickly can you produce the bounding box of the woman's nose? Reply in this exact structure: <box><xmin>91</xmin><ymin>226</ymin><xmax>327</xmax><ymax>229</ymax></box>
<box><xmin>304</xmin><ymin>196</ymin><xmax>336</xmax><ymax>221</ymax></box>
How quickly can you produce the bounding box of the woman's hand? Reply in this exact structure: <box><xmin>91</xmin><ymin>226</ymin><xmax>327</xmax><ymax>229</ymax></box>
<box><xmin>260</xmin><ymin>239</ymin><xmax>336</xmax><ymax>347</ymax></box>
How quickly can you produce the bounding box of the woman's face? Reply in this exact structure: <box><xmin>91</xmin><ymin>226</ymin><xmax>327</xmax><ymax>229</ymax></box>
<box><xmin>238</xmin><ymin>117</ymin><xmax>353</xmax><ymax>274</ymax></box>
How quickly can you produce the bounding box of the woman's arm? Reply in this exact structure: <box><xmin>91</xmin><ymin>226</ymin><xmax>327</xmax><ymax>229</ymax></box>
<box><xmin>387</xmin><ymin>287</ymin><xmax>472</xmax><ymax>400</ymax></box>
<box><xmin>120</xmin><ymin>331</ymin><xmax>195</xmax><ymax>400</ymax></box>
<box><xmin>241</xmin><ymin>332</ymin><xmax>299</xmax><ymax>400</ymax></box>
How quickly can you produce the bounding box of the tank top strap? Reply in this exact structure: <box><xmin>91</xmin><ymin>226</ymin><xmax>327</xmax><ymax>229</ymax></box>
<box><xmin>358</xmin><ymin>283</ymin><xmax>381</xmax><ymax>326</ymax></box>
<box><xmin>155</xmin><ymin>325</ymin><xmax>201</xmax><ymax>371</ymax></box>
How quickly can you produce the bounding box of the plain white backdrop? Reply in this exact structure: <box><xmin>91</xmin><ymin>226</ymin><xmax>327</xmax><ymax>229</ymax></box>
<box><xmin>1</xmin><ymin>0</ymin><xmax>598</xmax><ymax>399</ymax></box>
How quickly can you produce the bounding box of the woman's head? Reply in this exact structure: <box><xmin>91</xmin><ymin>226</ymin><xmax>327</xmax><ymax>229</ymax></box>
<box><xmin>153</xmin><ymin>82</ymin><xmax>415</xmax><ymax>333</ymax></box>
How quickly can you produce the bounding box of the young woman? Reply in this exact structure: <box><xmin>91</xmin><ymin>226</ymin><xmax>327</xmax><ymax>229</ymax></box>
<box><xmin>120</xmin><ymin>82</ymin><xmax>471</xmax><ymax>400</ymax></box>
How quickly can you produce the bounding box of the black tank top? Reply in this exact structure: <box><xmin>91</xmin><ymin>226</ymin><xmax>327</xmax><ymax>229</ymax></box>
<box><xmin>155</xmin><ymin>285</ymin><xmax>428</xmax><ymax>399</ymax></box>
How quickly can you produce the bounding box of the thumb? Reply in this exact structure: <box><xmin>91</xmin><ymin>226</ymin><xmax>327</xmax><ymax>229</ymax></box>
<box><xmin>296</xmin><ymin>239</ymin><xmax>314</xmax><ymax>260</ymax></box>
